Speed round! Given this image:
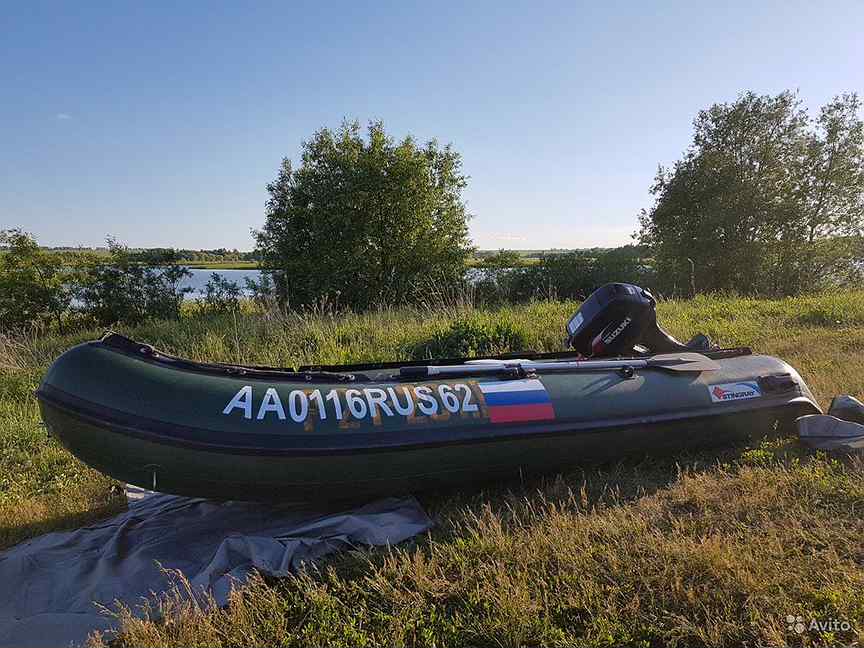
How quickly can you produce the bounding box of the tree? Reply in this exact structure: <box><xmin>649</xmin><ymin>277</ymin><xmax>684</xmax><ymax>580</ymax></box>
<box><xmin>639</xmin><ymin>91</ymin><xmax>864</xmax><ymax>296</ymax></box>
<box><xmin>0</xmin><ymin>229</ymin><xmax>71</xmax><ymax>333</ymax></box>
<box><xmin>255</xmin><ymin>121</ymin><xmax>473</xmax><ymax>310</ymax></box>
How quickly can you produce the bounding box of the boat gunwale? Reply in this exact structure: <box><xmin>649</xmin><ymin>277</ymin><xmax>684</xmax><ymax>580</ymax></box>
<box><xmin>96</xmin><ymin>332</ymin><xmax>753</xmax><ymax>381</ymax></box>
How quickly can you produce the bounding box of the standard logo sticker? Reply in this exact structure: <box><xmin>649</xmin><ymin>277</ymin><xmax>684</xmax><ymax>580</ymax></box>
<box><xmin>708</xmin><ymin>381</ymin><xmax>762</xmax><ymax>403</ymax></box>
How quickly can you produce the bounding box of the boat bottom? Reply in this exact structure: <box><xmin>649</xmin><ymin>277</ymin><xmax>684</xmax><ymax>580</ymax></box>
<box><xmin>40</xmin><ymin>402</ymin><xmax>816</xmax><ymax>503</ymax></box>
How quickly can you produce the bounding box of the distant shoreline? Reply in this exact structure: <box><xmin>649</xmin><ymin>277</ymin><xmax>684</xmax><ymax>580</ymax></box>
<box><xmin>178</xmin><ymin>261</ymin><xmax>261</xmax><ymax>270</ymax></box>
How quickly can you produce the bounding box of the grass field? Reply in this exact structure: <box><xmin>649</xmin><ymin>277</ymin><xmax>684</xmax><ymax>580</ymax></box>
<box><xmin>3</xmin><ymin>292</ymin><xmax>864</xmax><ymax>646</ymax></box>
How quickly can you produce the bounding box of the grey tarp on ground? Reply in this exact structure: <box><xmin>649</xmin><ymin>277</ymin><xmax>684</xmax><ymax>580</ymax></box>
<box><xmin>798</xmin><ymin>414</ymin><xmax>864</xmax><ymax>452</ymax></box>
<box><xmin>0</xmin><ymin>491</ymin><xmax>432</xmax><ymax>648</ymax></box>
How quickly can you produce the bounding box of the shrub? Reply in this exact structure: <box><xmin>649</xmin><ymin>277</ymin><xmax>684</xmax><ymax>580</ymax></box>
<box><xmin>202</xmin><ymin>272</ymin><xmax>242</xmax><ymax>314</ymax></box>
<box><xmin>504</xmin><ymin>247</ymin><xmax>654</xmax><ymax>301</ymax></box>
<box><xmin>244</xmin><ymin>272</ymin><xmax>276</xmax><ymax>309</ymax></box>
<box><xmin>416</xmin><ymin>318</ymin><xmax>528</xmax><ymax>359</ymax></box>
<box><xmin>74</xmin><ymin>240</ymin><xmax>191</xmax><ymax>326</ymax></box>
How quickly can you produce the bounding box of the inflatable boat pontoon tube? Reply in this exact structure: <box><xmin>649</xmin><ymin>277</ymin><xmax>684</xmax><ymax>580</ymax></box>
<box><xmin>36</xmin><ymin>333</ymin><xmax>820</xmax><ymax>502</ymax></box>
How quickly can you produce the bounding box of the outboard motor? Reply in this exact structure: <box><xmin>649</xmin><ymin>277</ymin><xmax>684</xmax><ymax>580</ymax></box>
<box><xmin>566</xmin><ymin>283</ymin><xmax>710</xmax><ymax>357</ymax></box>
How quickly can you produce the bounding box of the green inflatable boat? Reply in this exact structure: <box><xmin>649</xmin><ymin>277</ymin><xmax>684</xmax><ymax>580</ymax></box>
<box><xmin>36</xmin><ymin>284</ymin><xmax>820</xmax><ymax>502</ymax></box>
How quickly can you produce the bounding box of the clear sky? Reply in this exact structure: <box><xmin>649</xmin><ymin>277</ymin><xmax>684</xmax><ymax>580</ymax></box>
<box><xmin>2</xmin><ymin>1</ymin><xmax>862</xmax><ymax>250</ymax></box>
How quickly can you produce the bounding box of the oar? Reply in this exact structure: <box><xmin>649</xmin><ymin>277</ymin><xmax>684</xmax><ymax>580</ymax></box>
<box><xmin>400</xmin><ymin>352</ymin><xmax>720</xmax><ymax>380</ymax></box>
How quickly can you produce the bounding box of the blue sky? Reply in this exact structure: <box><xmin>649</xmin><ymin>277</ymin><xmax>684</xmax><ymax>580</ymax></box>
<box><xmin>2</xmin><ymin>1</ymin><xmax>862</xmax><ymax>250</ymax></box>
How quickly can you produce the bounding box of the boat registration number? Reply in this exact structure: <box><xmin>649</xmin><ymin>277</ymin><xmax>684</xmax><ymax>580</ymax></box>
<box><xmin>223</xmin><ymin>383</ymin><xmax>481</xmax><ymax>426</ymax></box>
<box><xmin>221</xmin><ymin>378</ymin><xmax>556</xmax><ymax>429</ymax></box>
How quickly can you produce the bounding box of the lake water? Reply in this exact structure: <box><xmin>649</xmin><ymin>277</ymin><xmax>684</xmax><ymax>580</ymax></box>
<box><xmin>181</xmin><ymin>268</ymin><xmax>262</xmax><ymax>299</ymax></box>
<box><xmin>179</xmin><ymin>267</ymin><xmax>499</xmax><ymax>300</ymax></box>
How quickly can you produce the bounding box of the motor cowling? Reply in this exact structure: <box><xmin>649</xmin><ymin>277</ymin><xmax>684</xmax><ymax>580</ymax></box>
<box><xmin>565</xmin><ymin>283</ymin><xmax>710</xmax><ymax>357</ymax></box>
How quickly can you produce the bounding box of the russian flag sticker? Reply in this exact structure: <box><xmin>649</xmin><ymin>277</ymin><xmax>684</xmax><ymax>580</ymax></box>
<box><xmin>477</xmin><ymin>379</ymin><xmax>556</xmax><ymax>424</ymax></box>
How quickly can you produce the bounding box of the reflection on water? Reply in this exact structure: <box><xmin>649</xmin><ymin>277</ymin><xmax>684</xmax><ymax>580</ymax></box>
<box><xmin>181</xmin><ymin>268</ymin><xmax>498</xmax><ymax>299</ymax></box>
<box><xmin>73</xmin><ymin>266</ymin><xmax>500</xmax><ymax>304</ymax></box>
<box><xmin>181</xmin><ymin>268</ymin><xmax>262</xmax><ymax>299</ymax></box>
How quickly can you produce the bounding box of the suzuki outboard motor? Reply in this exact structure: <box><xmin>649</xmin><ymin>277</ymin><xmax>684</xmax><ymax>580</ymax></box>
<box><xmin>566</xmin><ymin>283</ymin><xmax>710</xmax><ymax>357</ymax></box>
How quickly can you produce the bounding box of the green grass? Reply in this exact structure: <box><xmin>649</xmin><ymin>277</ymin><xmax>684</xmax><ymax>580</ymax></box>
<box><xmin>4</xmin><ymin>291</ymin><xmax>864</xmax><ymax>646</ymax></box>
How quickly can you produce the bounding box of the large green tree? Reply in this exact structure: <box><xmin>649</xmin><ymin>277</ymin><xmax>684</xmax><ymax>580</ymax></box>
<box><xmin>639</xmin><ymin>91</ymin><xmax>864</xmax><ymax>296</ymax></box>
<box><xmin>255</xmin><ymin>121</ymin><xmax>473</xmax><ymax>310</ymax></box>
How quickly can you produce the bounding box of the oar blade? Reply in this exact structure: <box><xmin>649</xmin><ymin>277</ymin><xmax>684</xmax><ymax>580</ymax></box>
<box><xmin>647</xmin><ymin>352</ymin><xmax>720</xmax><ymax>372</ymax></box>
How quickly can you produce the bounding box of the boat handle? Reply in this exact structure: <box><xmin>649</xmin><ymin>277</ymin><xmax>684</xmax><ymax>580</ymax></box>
<box><xmin>757</xmin><ymin>373</ymin><xmax>796</xmax><ymax>394</ymax></box>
